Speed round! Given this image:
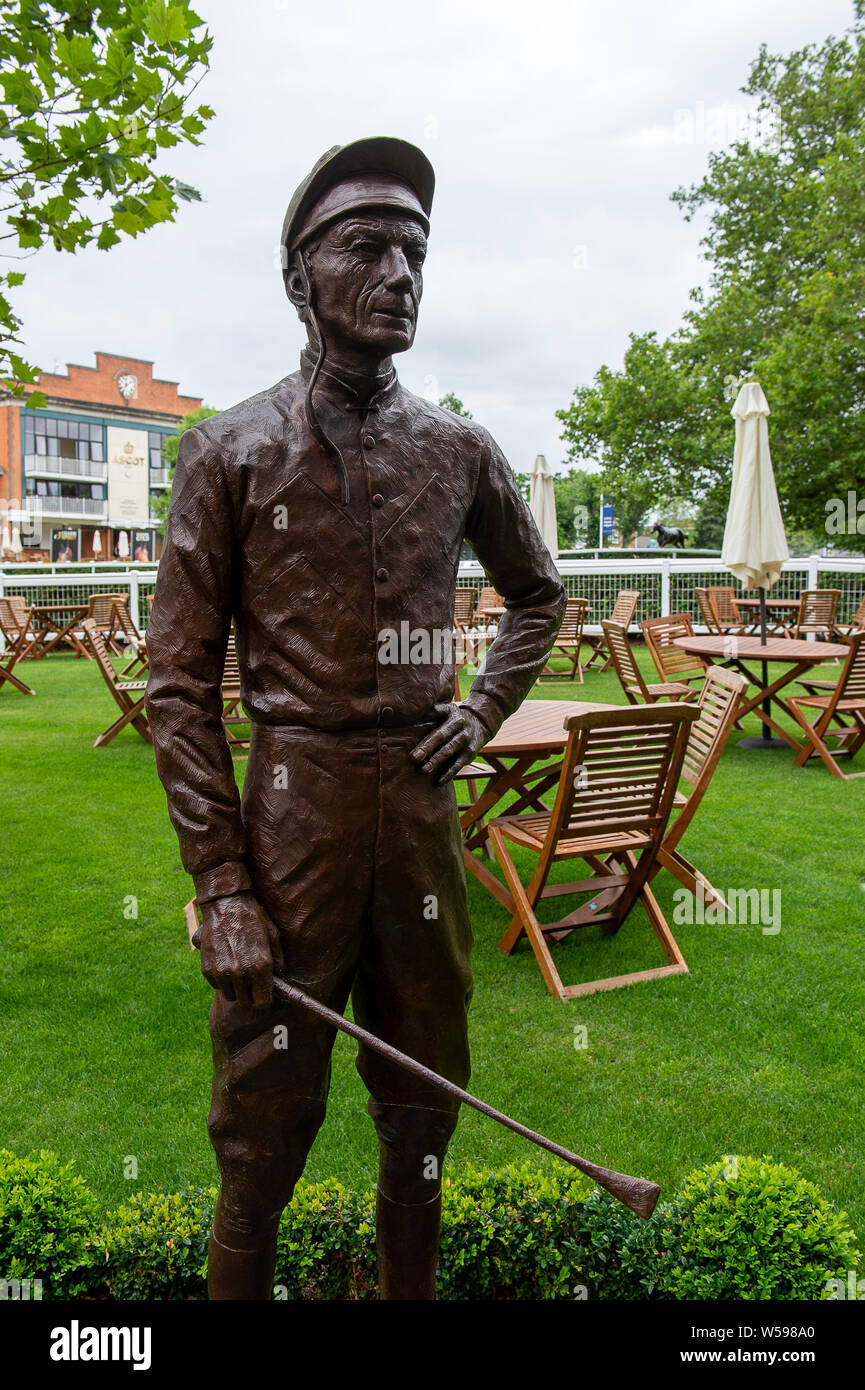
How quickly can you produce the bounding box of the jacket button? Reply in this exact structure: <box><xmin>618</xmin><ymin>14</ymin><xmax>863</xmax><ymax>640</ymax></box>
<box><xmin>376</xmin><ymin>567</ymin><xmax>389</xmax><ymax>582</ymax></box>
<box><xmin>363</xmin><ymin>434</ymin><xmax>375</xmax><ymax>448</ymax></box>
<box><xmin>372</xmin><ymin>493</ymin><xmax>384</xmax><ymax>507</ymax></box>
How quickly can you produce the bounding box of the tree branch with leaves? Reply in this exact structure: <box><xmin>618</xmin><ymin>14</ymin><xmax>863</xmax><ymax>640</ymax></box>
<box><xmin>0</xmin><ymin>0</ymin><xmax>213</xmax><ymax>402</ymax></box>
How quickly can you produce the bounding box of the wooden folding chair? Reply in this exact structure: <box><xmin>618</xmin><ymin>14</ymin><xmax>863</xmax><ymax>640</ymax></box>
<box><xmin>0</xmin><ymin>597</ymin><xmax>38</xmax><ymax>695</ymax></box>
<box><xmin>693</xmin><ymin>587</ymin><xmax>720</xmax><ymax>633</ymax></box>
<box><xmin>538</xmin><ymin>665</ymin><xmax>747</xmax><ymax>926</ymax></box>
<box><xmin>602</xmin><ymin>620</ymin><xmax>692</xmax><ymax>704</ymax></box>
<box><xmin>7</xmin><ymin>594</ymin><xmax>34</xmax><ymax>638</ymax></box>
<box><xmin>453</xmin><ymin>588</ymin><xmax>477</xmax><ymax>631</ymax></box>
<box><xmin>490</xmin><ymin>701</ymin><xmax>701</xmax><ymax>999</ymax></box>
<box><xmin>786</xmin><ymin>588</ymin><xmax>841</xmax><ymax>642</ymax></box>
<box><xmin>584</xmin><ymin>589</ymin><xmax>640</xmax><ymax>672</ymax></box>
<box><xmin>641</xmin><ymin>614</ymin><xmax>708</xmax><ymax>691</ymax></box>
<box><xmin>474</xmin><ymin>586</ymin><xmax>504</xmax><ymax>629</ymax></box>
<box><xmin>221</xmin><ymin>630</ymin><xmax>250</xmax><ymax>756</ymax></box>
<box><xmin>108</xmin><ymin>599</ymin><xmax>148</xmax><ymax>676</ymax></box>
<box><xmin>650</xmin><ymin>665</ymin><xmax>748</xmax><ymax>908</ymax></box>
<box><xmin>539</xmin><ymin>597</ymin><xmax>589</xmax><ymax>683</ymax></box>
<box><xmin>453</xmin><ymin>588</ymin><xmax>483</xmax><ymax>677</ymax></box>
<box><xmin>68</xmin><ymin>592</ymin><xmax>128</xmax><ymax>661</ymax></box>
<box><xmin>787</xmin><ymin>632</ymin><xmax>865</xmax><ymax>778</ymax></box>
<box><xmin>834</xmin><ymin>594</ymin><xmax>865</xmax><ymax>640</ymax></box>
<box><xmin>707</xmin><ymin>586</ymin><xmax>751</xmax><ymax>634</ymax></box>
<box><xmin>82</xmin><ymin>618</ymin><xmax>150</xmax><ymax>746</ymax></box>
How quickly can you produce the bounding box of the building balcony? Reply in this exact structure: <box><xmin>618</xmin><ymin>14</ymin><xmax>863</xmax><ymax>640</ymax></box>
<box><xmin>25</xmin><ymin>453</ymin><xmax>108</xmax><ymax>482</ymax></box>
<box><xmin>24</xmin><ymin>496</ymin><xmax>109</xmax><ymax>521</ymax></box>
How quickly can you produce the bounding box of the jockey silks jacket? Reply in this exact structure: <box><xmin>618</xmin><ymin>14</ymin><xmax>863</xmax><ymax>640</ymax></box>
<box><xmin>145</xmin><ymin>357</ymin><xmax>566</xmax><ymax>905</ymax></box>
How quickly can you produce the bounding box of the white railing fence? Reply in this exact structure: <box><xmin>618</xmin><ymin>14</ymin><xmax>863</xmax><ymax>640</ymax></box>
<box><xmin>1</xmin><ymin>554</ymin><xmax>863</xmax><ymax>639</ymax></box>
<box><xmin>0</xmin><ymin>564</ymin><xmax>158</xmax><ymax>630</ymax></box>
<box><xmin>457</xmin><ymin>554</ymin><xmax>865</xmax><ymax>628</ymax></box>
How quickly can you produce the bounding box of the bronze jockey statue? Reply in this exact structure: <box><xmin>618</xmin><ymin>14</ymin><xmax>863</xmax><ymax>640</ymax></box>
<box><xmin>146</xmin><ymin>137</ymin><xmax>565</xmax><ymax>1300</ymax></box>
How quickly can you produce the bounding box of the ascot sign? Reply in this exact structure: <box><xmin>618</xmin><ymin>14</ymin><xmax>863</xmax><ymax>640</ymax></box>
<box><xmin>107</xmin><ymin>426</ymin><xmax>149</xmax><ymax>523</ymax></box>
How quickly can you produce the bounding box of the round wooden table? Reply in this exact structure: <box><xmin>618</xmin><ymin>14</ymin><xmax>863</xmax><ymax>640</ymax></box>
<box><xmin>736</xmin><ymin>596</ymin><xmax>801</xmax><ymax>636</ymax></box>
<box><xmin>673</xmin><ymin>634</ymin><xmax>849</xmax><ymax>753</ymax></box>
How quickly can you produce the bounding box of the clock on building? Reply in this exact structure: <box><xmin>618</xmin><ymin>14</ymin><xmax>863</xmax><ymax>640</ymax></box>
<box><xmin>117</xmin><ymin>372</ymin><xmax>138</xmax><ymax>401</ymax></box>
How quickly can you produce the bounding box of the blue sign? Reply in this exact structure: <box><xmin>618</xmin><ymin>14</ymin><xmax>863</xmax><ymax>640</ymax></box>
<box><xmin>602</xmin><ymin>501</ymin><xmax>614</xmax><ymax>536</ymax></box>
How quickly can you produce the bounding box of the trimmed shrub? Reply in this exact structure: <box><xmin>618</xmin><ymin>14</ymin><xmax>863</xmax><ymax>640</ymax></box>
<box><xmin>437</xmin><ymin>1164</ymin><xmax>591</xmax><ymax>1301</ymax></box>
<box><xmin>0</xmin><ymin>1148</ymin><xmax>99</xmax><ymax>1298</ymax></box>
<box><xmin>272</xmin><ymin>1165</ymin><xmax>593</xmax><ymax>1300</ymax></box>
<box><xmin>567</xmin><ymin>1187</ymin><xmax>663</xmax><ymax>1300</ymax></box>
<box><xmin>1</xmin><ymin>1149</ymin><xmax>858</xmax><ymax>1300</ymax></box>
<box><xmin>274</xmin><ymin>1179</ymin><xmax>377</xmax><ymax>1300</ymax></box>
<box><xmin>97</xmin><ymin>1187</ymin><xmax>216</xmax><ymax>1300</ymax></box>
<box><xmin>649</xmin><ymin>1155</ymin><xmax>860</xmax><ymax>1300</ymax></box>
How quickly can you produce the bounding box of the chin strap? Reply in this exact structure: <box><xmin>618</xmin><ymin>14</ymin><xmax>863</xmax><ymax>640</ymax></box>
<box><xmin>296</xmin><ymin>248</ymin><xmax>351</xmax><ymax>505</ymax></box>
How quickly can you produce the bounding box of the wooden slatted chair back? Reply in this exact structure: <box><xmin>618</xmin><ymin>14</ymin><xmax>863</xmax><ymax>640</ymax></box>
<box><xmin>558</xmin><ymin>596</ymin><xmax>589</xmax><ymax>641</ymax></box>
<box><xmin>794</xmin><ymin>588</ymin><xmax>840</xmax><ymax>637</ymax></box>
<box><xmin>601</xmin><ymin>619</ymin><xmax>648</xmax><ymax>703</ymax></box>
<box><xmin>453</xmin><ymin>588</ymin><xmax>477</xmax><ymax>627</ymax></box>
<box><xmin>707</xmin><ymin>586</ymin><xmax>742</xmax><ymax>630</ymax></box>
<box><xmin>680</xmin><ymin>665</ymin><xmax>747</xmax><ymax>792</ymax></box>
<box><xmin>850</xmin><ymin>594</ymin><xmax>865</xmax><ymax>632</ymax></box>
<box><xmin>641</xmin><ymin>614</ymin><xmax>706</xmax><ymax>683</ymax></box>
<box><xmin>0</xmin><ymin>596</ymin><xmax>27</xmax><ymax>640</ymax></box>
<box><xmin>553</xmin><ymin>702</ymin><xmax>698</xmax><ymax>843</ymax></box>
<box><xmin>838</xmin><ymin>630</ymin><xmax>865</xmax><ymax>701</ymax></box>
<box><xmin>110</xmin><ymin>599</ymin><xmax>141</xmax><ymax>646</ymax></box>
<box><xmin>87</xmin><ymin>592</ymin><xmax>128</xmax><ymax>631</ymax></box>
<box><xmin>475</xmin><ymin>585</ymin><xmax>503</xmax><ymax>618</ymax></box>
<box><xmin>693</xmin><ymin>587</ymin><xmax>718</xmax><ymax>633</ymax></box>
<box><xmin>222</xmin><ymin>630</ymin><xmax>242</xmax><ymax>691</ymax></box>
<box><xmin>82</xmin><ymin>617</ymin><xmax>122</xmax><ymax>686</ymax></box>
<box><xmin>609</xmin><ymin>589</ymin><xmax>640</xmax><ymax>626</ymax></box>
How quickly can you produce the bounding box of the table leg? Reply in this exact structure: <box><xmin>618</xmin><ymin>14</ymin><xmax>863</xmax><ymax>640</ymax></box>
<box><xmin>731</xmin><ymin>659</ymin><xmax>814</xmax><ymax>753</ymax></box>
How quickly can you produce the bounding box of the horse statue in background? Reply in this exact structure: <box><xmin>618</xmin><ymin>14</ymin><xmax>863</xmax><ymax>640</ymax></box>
<box><xmin>652</xmin><ymin>522</ymin><xmax>688</xmax><ymax>548</ymax></box>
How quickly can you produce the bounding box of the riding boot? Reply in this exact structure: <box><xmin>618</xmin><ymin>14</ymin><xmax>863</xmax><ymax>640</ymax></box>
<box><xmin>207</xmin><ymin>1200</ymin><xmax>280</xmax><ymax>1301</ymax></box>
<box><xmin>375</xmin><ymin>1186</ymin><xmax>442</xmax><ymax>1301</ymax></box>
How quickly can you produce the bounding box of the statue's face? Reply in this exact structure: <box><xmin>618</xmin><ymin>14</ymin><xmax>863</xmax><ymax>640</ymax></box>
<box><xmin>302</xmin><ymin>211</ymin><xmax>427</xmax><ymax>356</ymax></box>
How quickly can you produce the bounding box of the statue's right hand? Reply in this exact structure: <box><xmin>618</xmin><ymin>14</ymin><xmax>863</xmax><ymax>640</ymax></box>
<box><xmin>193</xmin><ymin>892</ymin><xmax>285</xmax><ymax>1007</ymax></box>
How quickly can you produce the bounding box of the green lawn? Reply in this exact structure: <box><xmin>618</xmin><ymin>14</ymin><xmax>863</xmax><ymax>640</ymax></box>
<box><xmin>1</xmin><ymin>646</ymin><xmax>863</xmax><ymax>1238</ymax></box>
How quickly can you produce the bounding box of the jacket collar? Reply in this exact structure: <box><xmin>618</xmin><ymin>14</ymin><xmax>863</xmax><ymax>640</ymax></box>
<box><xmin>299</xmin><ymin>346</ymin><xmax>399</xmax><ymax>412</ymax></box>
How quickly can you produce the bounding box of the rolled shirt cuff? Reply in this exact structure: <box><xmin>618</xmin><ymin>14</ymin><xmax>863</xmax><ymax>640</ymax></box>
<box><xmin>460</xmin><ymin>694</ymin><xmax>502</xmax><ymax>742</ymax></box>
<box><xmin>193</xmin><ymin>860</ymin><xmax>252</xmax><ymax>904</ymax></box>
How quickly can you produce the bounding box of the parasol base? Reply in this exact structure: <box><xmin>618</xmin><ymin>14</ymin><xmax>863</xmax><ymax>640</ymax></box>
<box><xmin>736</xmin><ymin>735</ymin><xmax>788</xmax><ymax>750</ymax></box>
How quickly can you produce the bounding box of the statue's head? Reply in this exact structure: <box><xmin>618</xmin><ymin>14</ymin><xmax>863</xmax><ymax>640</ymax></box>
<box><xmin>281</xmin><ymin>138</ymin><xmax>435</xmax><ymax>361</ymax></box>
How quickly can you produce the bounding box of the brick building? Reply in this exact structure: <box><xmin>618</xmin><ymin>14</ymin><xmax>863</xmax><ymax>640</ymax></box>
<box><xmin>0</xmin><ymin>351</ymin><xmax>202</xmax><ymax>562</ymax></box>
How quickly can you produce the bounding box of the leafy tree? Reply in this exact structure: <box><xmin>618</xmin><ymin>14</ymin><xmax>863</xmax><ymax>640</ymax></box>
<box><xmin>151</xmin><ymin>403</ymin><xmax>217</xmax><ymax>527</ymax></box>
<box><xmin>438</xmin><ymin>391</ymin><xmax>472</xmax><ymax>418</ymax></box>
<box><xmin>552</xmin><ymin>468</ymin><xmax>603</xmax><ymax>550</ymax></box>
<box><xmin>0</xmin><ymin>1</ymin><xmax>214</xmax><ymax>401</ymax></box>
<box><xmin>558</xmin><ymin>3</ymin><xmax>865</xmax><ymax>547</ymax></box>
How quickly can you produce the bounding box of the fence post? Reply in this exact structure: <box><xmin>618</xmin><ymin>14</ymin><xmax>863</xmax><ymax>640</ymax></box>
<box><xmin>128</xmin><ymin>568</ymin><xmax>140</xmax><ymax>627</ymax></box>
<box><xmin>808</xmin><ymin>553</ymin><xmax>820</xmax><ymax>590</ymax></box>
<box><xmin>661</xmin><ymin>559</ymin><xmax>671</xmax><ymax>616</ymax></box>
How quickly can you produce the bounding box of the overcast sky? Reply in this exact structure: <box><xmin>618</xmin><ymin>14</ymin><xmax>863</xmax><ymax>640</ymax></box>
<box><xmin>15</xmin><ymin>0</ymin><xmax>856</xmax><ymax>473</ymax></box>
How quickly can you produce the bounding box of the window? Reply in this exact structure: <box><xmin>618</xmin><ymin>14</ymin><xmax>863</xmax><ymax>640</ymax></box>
<box><xmin>25</xmin><ymin>414</ymin><xmax>105</xmax><ymax>466</ymax></box>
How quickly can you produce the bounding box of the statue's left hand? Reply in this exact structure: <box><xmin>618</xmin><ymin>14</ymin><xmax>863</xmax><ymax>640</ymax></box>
<box><xmin>410</xmin><ymin>703</ymin><xmax>487</xmax><ymax>785</ymax></box>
